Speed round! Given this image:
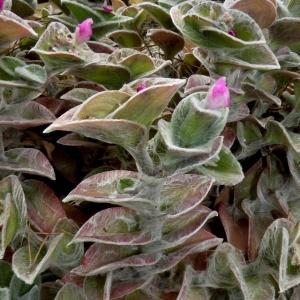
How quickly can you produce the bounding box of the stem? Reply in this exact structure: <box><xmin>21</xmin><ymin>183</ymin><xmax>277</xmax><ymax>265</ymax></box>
<box><xmin>0</xmin><ymin>130</ymin><xmax>5</xmax><ymax>161</ymax></box>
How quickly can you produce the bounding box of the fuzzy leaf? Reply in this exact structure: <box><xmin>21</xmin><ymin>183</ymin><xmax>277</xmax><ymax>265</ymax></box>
<box><xmin>0</xmin><ymin>260</ymin><xmax>13</xmax><ymax>287</ymax></box>
<box><xmin>9</xmin><ymin>274</ymin><xmax>40</xmax><ymax>300</ymax></box>
<box><xmin>54</xmin><ymin>283</ymin><xmax>86</xmax><ymax>300</ymax></box>
<box><xmin>110</xmin><ymin>79</ymin><xmax>185</xmax><ymax>127</ymax></box>
<box><xmin>269</xmin><ymin>18</ymin><xmax>300</xmax><ymax>50</ymax></box>
<box><xmin>0</xmin><ymin>101</ymin><xmax>56</xmax><ymax>130</ymax></box>
<box><xmin>0</xmin><ymin>10</ymin><xmax>38</xmax><ymax>50</ymax></box>
<box><xmin>22</xmin><ymin>179</ymin><xmax>66</xmax><ymax>233</ymax></box>
<box><xmin>62</xmin><ymin>63</ymin><xmax>131</xmax><ymax>89</ymax></box>
<box><xmin>196</xmin><ymin>145</ymin><xmax>244</xmax><ymax>186</ymax></box>
<box><xmin>44</xmin><ymin>106</ymin><xmax>148</xmax><ymax>150</ymax></box>
<box><xmin>108</xmin><ymin>30</ymin><xmax>142</xmax><ymax>48</ymax></box>
<box><xmin>148</xmin><ymin>29</ymin><xmax>185</xmax><ymax>60</ymax></box>
<box><xmin>0</xmin><ymin>175</ymin><xmax>27</xmax><ymax>259</ymax></box>
<box><xmin>0</xmin><ymin>57</ymin><xmax>26</xmax><ymax>77</ymax></box>
<box><xmin>73</xmin><ymin>207</ymin><xmax>155</xmax><ymax>245</ymax></box>
<box><xmin>162</xmin><ymin>205</ymin><xmax>218</xmax><ymax>246</ymax></box>
<box><xmin>169</xmin><ymin>92</ymin><xmax>228</xmax><ymax>148</ymax></box>
<box><xmin>83</xmin><ymin>275</ymin><xmax>105</xmax><ymax>300</ymax></box>
<box><xmin>31</xmin><ymin>22</ymin><xmax>99</xmax><ymax>73</ymax></box>
<box><xmin>230</xmin><ymin>0</ymin><xmax>276</xmax><ymax>28</ymax></box>
<box><xmin>138</xmin><ymin>2</ymin><xmax>176</xmax><ymax>30</ymax></box>
<box><xmin>72</xmin><ymin>242</ymin><xmax>160</xmax><ymax>276</ymax></box>
<box><xmin>61</xmin><ymin>0</ymin><xmax>102</xmax><ymax>23</ymax></box>
<box><xmin>73</xmin><ymin>91</ymin><xmax>130</xmax><ymax>120</ymax></box>
<box><xmin>14</xmin><ymin>65</ymin><xmax>47</xmax><ymax>85</ymax></box>
<box><xmin>0</xmin><ymin>148</ymin><xmax>55</xmax><ymax>180</ymax></box>
<box><xmin>159</xmin><ymin>174</ymin><xmax>214</xmax><ymax>215</ymax></box>
<box><xmin>170</xmin><ymin>1</ymin><xmax>266</xmax><ymax>49</ymax></box>
<box><xmin>12</xmin><ymin>234</ymin><xmax>63</xmax><ymax>284</ymax></box>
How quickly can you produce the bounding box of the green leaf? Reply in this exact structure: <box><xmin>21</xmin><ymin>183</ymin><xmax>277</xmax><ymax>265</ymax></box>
<box><xmin>170</xmin><ymin>92</ymin><xmax>228</xmax><ymax>148</ymax></box>
<box><xmin>108</xmin><ymin>30</ymin><xmax>143</xmax><ymax>48</ymax></box>
<box><xmin>62</xmin><ymin>63</ymin><xmax>131</xmax><ymax>89</ymax></box>
<box><xmin>73</xmin><ymin>91</ymin><xmax>130</xmax><ymax>119</ymax></box>
<box><xmin>196</xmin><ymin>145</ymin><xmax>244</xmax><ymax>186</ymax></box>
<box><xmin>0</xmin><ymin>57</ymin><xmax>26</xmax><ymax>77</ymax></box>
<box><xmin>61</xmin><ymin>0</ymin><xmax>102</xmax><ymax>22</ymax></box>
<box><xmin>11</xmin><ymin>0</ymin><xmax>36</xmax><ymax>18</ymax></box>
<box><xmin>110</xmin><ymin>79</ymin><xmax>185</xmax><ymax>127</ymax></box>
<box><xmin>14</xmin><ymin>65</ymin><xmax>47</xmax><ymax>85</ymax></box>
<box><xmin>0</xmin><ymin>175</ymin><xmax>27</xmax><ymax>259</ymax></box>
<box><xmin>54</xmin><ymin>283</ymin><xmax>86</xmax><ymax>300</ymax></box>
<box><xmin>269</xmin><ymin>18</ymin><xmax>300</xmax><ymax>50</ymax></box>
<box><xmin>138</xmin><ymin>2</ymin><xmax>176</xmax><ymax>30</ymax></box>
<box><xmin>0</xmin><ymin>260</ymin><xmax>13</xmax><ymax>288</ymax></box>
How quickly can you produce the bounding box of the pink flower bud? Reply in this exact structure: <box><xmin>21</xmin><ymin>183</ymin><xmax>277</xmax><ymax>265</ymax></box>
<box><xmin>103</xmin><ymin>5</ymin><xmax>113</xmax><ymax>12</ymax></box>
<box><xmin>136</xmin><ymin>83</ymin><xmax>147</xmax><ymax>92</ymax></box>
<box><xmin>228</xmin><ymin>30</ymin><xmax>238</xmax><ymax>38</ymax></box>
<box><xmin>75</xmin><ymin>18</ymin><xmax>93</xmax><ymax>44</ymax></box>
<box><xmin>205</xmin><ymin>77</ymin><xmax>230</xmax><ymax>109</ymax></box>
<box><xmin>0</xmin><ymin>0</ymin><xmax>4</xmax><ymax>11</ymax></box>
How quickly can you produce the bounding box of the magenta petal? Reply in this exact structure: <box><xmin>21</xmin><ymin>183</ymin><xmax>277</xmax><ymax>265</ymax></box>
<box><xmin>75</xmin><ymin>18</ymin><xmax>93</xmax><ymax>44</ymax></box>
<box><xmin>205</xmin><ymin>77</ymin><xmax>230</xmax><ymax>110</ymax></box>
<box><xmin>228</xmin><ymin>30</ymin><xmax>238</xmax><ymax>38</ymax></box>
<box><xmin>136</xmin><ymin>83</ymin><xmax>147</xmax><ymax>92</ymax></box>
<box><xmin>103</xmin><ymin>5</ymin><xmax>113</xmax><ymax>12</ymax></box>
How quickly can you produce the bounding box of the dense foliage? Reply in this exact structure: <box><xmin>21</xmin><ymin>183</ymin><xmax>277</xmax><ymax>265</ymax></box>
<box><xmin>2</xmin><ymin>0</ymin><xmax>300</xmax><ymax>299</ymax></box>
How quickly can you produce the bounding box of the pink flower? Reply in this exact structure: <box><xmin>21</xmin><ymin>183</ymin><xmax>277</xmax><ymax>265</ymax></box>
<box><xmin>75</xmin><ymin>18</ymin><xmax>93</xmax><ymax>44</ymax></box>
<box><xmin>136</xmin><ymin>83</ymin><xmax>147</xmax><ymax>92</ymax></box>
<box><xmin>103</xmin><ymin>5</ymin><xmax>113</xmax><ymax>12</ymax></box>
<box><xmin>0</xmin><ymin>0</ymin><xmax>4</xmax><ymax>11</ymax></box>
<box><xmin>205</xmin><ymin>77</ymin><xmax>230</xmax><ymax>109</ymax></box>
<box><xmin>228</xmin><ymin>30</ymin><xmax>238</xmax><ymax>38</ymax></box>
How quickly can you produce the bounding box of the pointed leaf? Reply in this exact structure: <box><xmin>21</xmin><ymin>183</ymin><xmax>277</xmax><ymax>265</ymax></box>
<box><xmin>108</xmin><ymin>30</ymin><xmax>143</xmax><ymax>48</ymax></box>
<box><xmin>0</xmin><ymin>57</ymin><xmax>26</xmax><ymax>77</ymax></box>
<box><xmin>62</xmin><ymin>63</ymin><xmax>131</xmax><ymax>89</ymax></box>
<box><xmin>54</xmin><ymin>283</ymin><xmax>86</xmax><ymax>300</ymax></box>
<box><xmin>196</xmin><ymin>145</ymin><xmax>244</xmax><ymax>186</ymax></box>
<box><xmin>73</xmin><ymin>207</ymin><xmax>155</xmax><ymax>245</ymax></box>
<box><xmin>22</xmin><ymin>179</ymin><xmax>66</xmax><ymax>233</ymax></box>
<box><xmin>0</xmin><ymin>10</ymin><xmax>38</xmax><ymax>50</ymax></box>
<box><xmin>159</xmin><ymin>174</ymin><xmax>214</xmax><ymax>215</ymax></box>
<box><xmin>110</xmin><ymin>79</ymin><xmax>185</xmax><ymax>127</ymax></box>
<box><xmin>14</xmin><ymin>65</ymin><xmax>47</xmax><ymax>85</ymax></box>
<box><xmin>73</xmin><ymin>91</ymin><xmax>130</xmax><ymax>120</ymax></box>
<box><xmin>0</xmin><ymin>175</ymin><xmax>27</xmax><ymax>259</ymax></box>
<box><xmin>0</xmin><ymin>148</ymin><xmax>55</xmax><ymax>180</ymax></box>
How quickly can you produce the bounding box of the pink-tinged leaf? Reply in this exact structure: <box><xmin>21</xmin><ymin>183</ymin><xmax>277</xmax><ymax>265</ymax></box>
<box><xmin>218</xmin><ymin>203</ymin><xmax>248</xmax><ymax>252</ymax></box>
<box><xmin>152</xmin><ymin>230</ymin><xmax>222</xmax><ymax>272</ymax></box>
<box><xmin>159</xmin><ymin>174</ymin><xmax>214</xmax><ymax>216</ymax></box>
<box><xmin>0</xmin><ymin>101</ymin><xmax>56</xmax><ymax>130</ymax></box>
<box><xmin>177</xmin><ymin>266</ymin><xmax>208</xmax><ymax>300</ymax></box>
<box><xmin>57</xmin><ymin>133</ymin><xmax>103</xmax><ymax>148</ymax></box>
<box><xmin>110</xmin><ymin>79</ymin><xmax>185</xmax><ymax>127</ymax></box>
<box><xmin>72</xmin><ymin>242</ymin><xmax>160</xmax><ymax>276</ymax></box>
<box><xmin>231</xmin><ymin>0</ymin><xmax>277</xmax><ymax>28</ymax></box>
<box><xmin>0</xmin><ymin>10</ymin><xmax>38</xmax><ymax>50</ymax></box>
<box><xmin>36</xmin><ymin>97</ymin><xmax>68</xmax><ymax>116</ymax></box>
<box><xmin>73</xmin><ymin>91</ymin><xmax>130</xmax><ymax>120</ymax></box>
<box><xmin>162</xmin><ymin>206</ymin><xmax>218</xmax><ymax>246</ymax></box>
<box><xmin>22</xmin><ymin>179</ymin><xmax>66</xmax><ymax>233</ymax></box>
<box><xmin>0</xmin><ymin>175</ymin><xmax>27</xmax><ymax>259</ymax></box>
<box><xmin>73</xmin><ymin>207</ymin><xmax>155</xmax><ymax>245</ymax></box>
<box><xmin>44</xmin><ymin>106</ymin><xmax>148</xmax><ymax>149</ymax></box>
<box><xmin>0</xmin><ymin>148</ymin><xmax>55</xmax><ymax>180</ymax></box>
<box><xmin>61</xmin><ymin>273</ymin><xmax>84</xmax><ymax>288</ymax></box>
<box><xmin>221</xmin><ymin>127</ymin><xmax>236</xmax><ymax>148</ymax></box>
<box><xmin>110</xmin><ymin>279</ymin><xmax>150</xmax><ymax>299</ymax></box>
<box><xmin>64</xmin><ymin>170</ymin><xmax>138</xmax><ymax>203</ymax></box>
<box><xmin>184</xmin><ymin>74</ymin><xmax>211</xmax><ymax>95</ymax></box>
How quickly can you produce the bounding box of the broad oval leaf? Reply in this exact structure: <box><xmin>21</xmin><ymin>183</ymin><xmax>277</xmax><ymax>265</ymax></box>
<box><xmin>22</xmin><ymin>179</ymin><xmax>66</xmax><ymax>233</ymax></box>
<box><xmin>73</xmin><ymin>207</ymin><xmax>155</xmax><ymax>245</ymax></box>
<box><xmin>54</xmin><ymin>283</ymin><xmax>86</xmax><ymax>300</ymax></box>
